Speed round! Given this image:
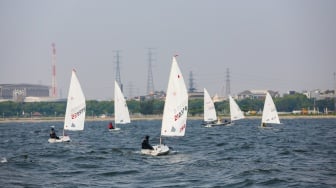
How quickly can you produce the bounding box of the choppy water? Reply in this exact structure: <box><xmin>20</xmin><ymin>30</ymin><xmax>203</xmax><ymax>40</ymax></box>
<box><xmin>0</xmin><ymin>118</ymin><xmax>335</xmax><ymax>187</ymax></box>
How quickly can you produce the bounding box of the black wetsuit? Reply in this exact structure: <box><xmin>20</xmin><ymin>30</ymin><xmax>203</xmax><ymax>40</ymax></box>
<box><xmin>50</xmin><ymin>130</ymin><xmax>59</xmax><ymax>139</ymax></box>
<box><xmin>142</xmin><ymin>138</ymin><xmax>154</xmax><ymax>150</ymax></box>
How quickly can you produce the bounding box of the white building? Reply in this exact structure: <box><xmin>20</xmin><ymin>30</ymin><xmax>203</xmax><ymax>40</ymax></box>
<box><xmin>237</xmin><ymin>90</ymin><xmax>280</xmax><ymax>100</ymax></box>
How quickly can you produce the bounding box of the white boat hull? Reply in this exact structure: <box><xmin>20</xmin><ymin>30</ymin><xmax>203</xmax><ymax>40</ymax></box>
<box><xmin>108</xmin><ymin>128</ymin><xmax>121</xmax><ymax>131</ymax></box>
<box><xmin>141</xmin><ymin>144</ymin><xmax>170</xmax><ymax>156</ymax></box>
<box><xmin>203</xmin><ymin>121</ymin><xmax>231</xmax><ymax>127</ymax></box>
<box><xmin>48</xmin><ymin>136</ymin><xmax>71</xmax><ymax>143</ymax></box>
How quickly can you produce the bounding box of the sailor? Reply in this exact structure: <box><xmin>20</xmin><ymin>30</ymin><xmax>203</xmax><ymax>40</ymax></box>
<box><xmin>108</xmin><ymin>122</ymin><xmax>114</xmax><ymax>129</ymax></box>
<box><xmin>141</xmin><ymin>135</ymin><xmax>154</xmax><ymax>150</ymax></box>
<box><xmin>50</xmin><ymin>127</ymin><xmax>59</xmax><ymax>139</ymax></box>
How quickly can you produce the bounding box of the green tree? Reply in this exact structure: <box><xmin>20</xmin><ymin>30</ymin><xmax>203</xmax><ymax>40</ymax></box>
<box><xmin>188</xmin><ymin>99</ymin><xmax>203</xmax><ymax>116</ymax></box>
<box><xmin>140</xmin><ymin>99</ymin><xmax>154</xmax><ymax>115</ymax></box>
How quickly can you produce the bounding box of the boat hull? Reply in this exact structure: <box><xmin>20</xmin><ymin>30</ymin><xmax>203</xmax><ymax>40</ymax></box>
<box><xmin>108</xmin><ymin>128</ymin><xmax>121</xmax><ymax>131</ymax></box>
<box><xmin>141</xmin><ymin>144</ymin><xmax>170</xmax><ymax>156</ymax></box>
<box><xmin>48</xmin><ymin>136</ymin><xmax>71</xmax><ymax>143</ymax></box>
<box><xmin>203</xmin><ymin>121</ymin><xmax>231</xmax><ymax>127</ymax></box>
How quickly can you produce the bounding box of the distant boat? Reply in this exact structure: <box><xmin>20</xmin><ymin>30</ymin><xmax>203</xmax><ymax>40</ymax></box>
<box><xmin>48</xmin><ymin>69</ymin><xmax>86</xmax><ymax>143</ymax></box>
<box><xmin>141</xmin><ymin>55</ymin><xmax>188</xmax><ymax>156</ymax></box>
<box><xmin>261</xmin><ymin>92</ymin><xmax>280</xmax><ymax>128</ymax></box>
<box><xmin>229</xmin><ymin>95</ymin><xmax>245</xmax><ymax>124</ymax></box>
<box><xmin>111</xmin><ymin>80</ymin><xmax>131</xmax><ymax>131</ymax></box>
<box><xmin>202</xmin><ymin>88</ymin><xmax>229</xmax><ymax>127</ymax></box>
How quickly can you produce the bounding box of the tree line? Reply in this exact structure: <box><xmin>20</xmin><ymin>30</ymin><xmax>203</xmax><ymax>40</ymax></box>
<box><xmin>0</xmin><ymin>93</ymin><xmax>334</xmax><ymax>118</ymax></box>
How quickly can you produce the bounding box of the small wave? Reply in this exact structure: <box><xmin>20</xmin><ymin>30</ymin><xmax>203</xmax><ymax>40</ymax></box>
<box><xmin>74</xmin><ymin>163</ymin><xmax>100</xmax><ymax>169</ymax></box>
<box><xmin>279</xmin><ymin>149</ymin><xmax>291</xmax><ymax>155</ymax></box>
<box><xmin>239</xmin><ymin>168</ymin><xmax>281</xmax><ymax>176</ymax></box>
<box><xmin>225</xmin><ymin>178</ymin><xmax>255</xmax><ymax>187</ymax></box>
<box><xmin>216</xmin><ymin>142</ymin><xmax>227</xmax><ymax>147</ymax></box>
<box><xmin>50</xmin><ymin>170</ymin><xmax>86</xmax><ymax>176</ymax></box>
<box><xmin>259</xmin><ymin>177</ymin><xmax>289</xmax><ymax>186</ymax></box>
<box><xmin>98</xmin><ymin>170</ymin><xmax>139</xmax><ymax>177</ymax></box>
<box><xmin>293</xmin><ymin>148</ymin><xmax>308</xmax><ymax>153</ymax></box>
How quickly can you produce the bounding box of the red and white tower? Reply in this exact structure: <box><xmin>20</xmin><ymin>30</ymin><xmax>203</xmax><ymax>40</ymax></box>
<box><xmin>51</xmin><ymin>43</ymin><xmax>57</xmax><ymax>97</ymax></box>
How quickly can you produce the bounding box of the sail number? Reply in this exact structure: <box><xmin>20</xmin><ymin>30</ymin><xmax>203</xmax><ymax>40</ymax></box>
<box><xmin>71</xmin><ymin>107</ymin><xmax>86</xmax><ymax>119</ymax></box>
<box><xmin>174</xmin><ymin>106</ymin><xmax>188</xmax><ymax>121</ymax></box>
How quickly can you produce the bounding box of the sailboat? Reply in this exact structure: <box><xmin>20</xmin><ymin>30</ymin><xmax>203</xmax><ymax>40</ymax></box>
<box><xmin>141</xmin><ymin>55</ymin><xmax>188</xmax><ymax>156</ymax></box>
<box><xmin>202</xmin><ymin>88</ymin><xmax>229</xmax><ymax>127</ymax></box>
<box><xmin>228</xmin><ymin>95</ymin><xmax>245</xmax><ymax>124</ymax></box>
<box><xmin>261</xmin><ymin>92</ymin><xmax>280</xmax><ymax>128</ymax></box>
<box><xmin>48</xmin><ymin>69</ymin><xmax>86</xmax><ymax>143</ymax></box>
<box><xmin>111</xmin><ymin>80</ymin><xmax>131</xmax><ymax>131</ymax></box>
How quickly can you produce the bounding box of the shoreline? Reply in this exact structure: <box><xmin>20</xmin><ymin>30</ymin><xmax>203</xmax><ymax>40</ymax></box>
<box><xmin>0</xmin><ymin>115</ymin><xmax>335</xmax><ymax>123</ymax></box>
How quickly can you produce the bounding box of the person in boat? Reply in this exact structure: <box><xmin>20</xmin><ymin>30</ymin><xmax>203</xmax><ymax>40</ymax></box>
<box><xmin>108</xmin><ymin>122</ymin><xmax>114</xmax><ymax>129</ymax></box>
<box><xmin>50</xmin><ymin>127</ymin><xmax>59</xmax><ymax>139</ymax></box>
<box><xmin>141</xmin><ymin>135</ymin><xmax>154</xmax><ymax>150</ymax></box>
<box><xmin>261</xmin><ymin>122</ymin><xmax>266</xmax><ymax>127</ymax></box>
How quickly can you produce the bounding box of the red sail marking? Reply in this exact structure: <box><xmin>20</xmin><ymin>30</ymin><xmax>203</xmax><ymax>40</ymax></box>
<box><xmin>180</xmin><ymin>124</ymin><xmax>186</xmax><ymax>132</ymax></box>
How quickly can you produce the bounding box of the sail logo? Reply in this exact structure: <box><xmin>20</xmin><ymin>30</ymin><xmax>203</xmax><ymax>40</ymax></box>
<box><xmin>174</xmin><ymin>106</ymin><xmax>188</xmax><ymax>121</ymax></box>
<box><xmin>71</xmin><ymin>107</ymin><xmax>86</xmax><ymax>119</ymax></box>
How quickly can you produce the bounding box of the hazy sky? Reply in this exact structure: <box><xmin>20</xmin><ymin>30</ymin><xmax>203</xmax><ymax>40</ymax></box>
<box><xmin>1</xmin><ymin>0</ymin><xmax>335</xmax><ymax>100</ymax></box>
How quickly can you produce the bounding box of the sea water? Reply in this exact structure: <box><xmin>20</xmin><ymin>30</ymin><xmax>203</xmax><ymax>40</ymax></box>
<box><xmin>0</xmin><ymin>118</ymin><xmax>335</xmax><ymax>187</ymax></box>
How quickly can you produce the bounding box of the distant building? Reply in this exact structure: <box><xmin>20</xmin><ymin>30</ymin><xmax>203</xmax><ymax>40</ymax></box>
<box><xmin>136</xmin><ymin>90</ymin><xmax>166</xmax><ymax>101</ymax></box>
<box><xmin>188</xmin><ymin>91</ymin><xmax>203</xmax><ymax>100</ymax></box>
<box><xmin>212</xmin><ymin>93</ymin><xmax>225</xmax><ymax>102</ymax></box>
<box><xmin>303</xmin><ymin>89</ymin><xmax>335</xmax><ymax>100</ymax></box>
<box><xmin>0</xmin><ymin>84</ymin><xmax>64</xmax><ymax>102</ymax></box>
<box><xmin>286</xmin><ymin>90</ymin><xmax>297</xmax><ymax>95</ymax></box>
<box><xmin>147</xmin><ymin>90</ymin><xmax>166</xmax><ymax>100</ymax></box>
<box><xmin>237</xmin><ymin>90</ymin><xmax>280</xmax><ymax>100</ymax></box>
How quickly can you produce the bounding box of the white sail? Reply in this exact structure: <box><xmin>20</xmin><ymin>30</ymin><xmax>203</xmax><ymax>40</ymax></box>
<box><xmin>114</xmin><ymin>80</ymin><xmax>131</xmax><ymax>124</ymax></box>
<box><xmin>229</xmin><ymin>95</ymin><xmax>245</xmax><ymax>121</ymax></box>
<box><xmin>64</xmin><ymin>69</ymin><xmax>86</xmax><ymax>131</ymax></box>
<box><xmin>204</xmin><ymin>88</ymin><xmax>217</xmax><ymax>122</ymax></box>
<box><xmin>261</xmin><ymin>92</ymin><xmax>280</xmax><ymax>124</ymax></box>
<box><xmin>161</xmin><ymin>56</ymin><xmax>188</xmax><ymax>137</ymax></box>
